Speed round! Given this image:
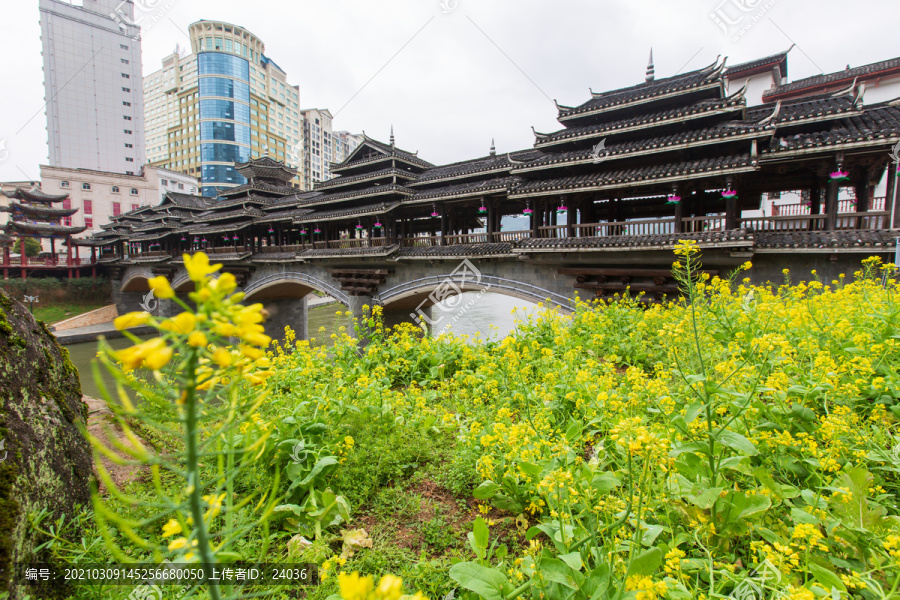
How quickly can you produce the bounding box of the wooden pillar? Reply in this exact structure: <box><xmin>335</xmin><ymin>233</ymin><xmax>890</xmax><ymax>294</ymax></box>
<box><xmin>440</xmin><ymin>208</ymin><xmax>447</xmax><ymax>246</ymax></box>
<box><xmin>674</xmin><ymin>197</ymin><xmax>685</xmax><ymax>233</ymax></box>
<box><xmin>886</xmin><ymin>165</ymin><xmax>899</xmax><ymax>229</ymax></box>
<box><xmin>531</xmin><ymin>202</ymin><xmax>540</xmax><ymax>238</ymax></box>
<box><xmin>853</xmin><ymin>177</ymin><xmax>871</xmax><ymax>229</ymax></box>
<box><xmin>725</xmin><ymin>192</ymin><xmax>738</xmax><ymax>230</ymax></box>
<box><xmin>810</xmin><ymin>184</ymin><xmax>822</xmax><ymax>230</ymax></box>
<box><xmin>486</xmin><ymin>197</ymin><xmax>494</xmax><ymax>238</ymax></box>
<box><xmin>824</xmin><ymin>179</ymin><xmax>839</xmax><ymax>231</ymax></box>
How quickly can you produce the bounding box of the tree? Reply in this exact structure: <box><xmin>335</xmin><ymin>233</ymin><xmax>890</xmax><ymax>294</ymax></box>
<box><xmin>14</xmin><ymin>237</ymin><xmax>43</xmax><ymax>257</ymax></box>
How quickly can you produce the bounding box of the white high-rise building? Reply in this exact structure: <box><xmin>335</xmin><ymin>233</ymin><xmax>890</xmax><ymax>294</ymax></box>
<box><xmin>298</xmin><ymin>111</ymin><xmax>362</xmax><ymax>190</ymax></box>
<box><xmin>39</xmin><ymin>0</ymin><xmax>146</xmax><ymax>174</ymax></box>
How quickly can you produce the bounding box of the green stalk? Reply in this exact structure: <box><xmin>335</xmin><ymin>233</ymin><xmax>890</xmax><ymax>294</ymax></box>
<box><xmin>184</xmin><ymin>348</ymin><xmax>221</xmax><ymax>600</ymax></box>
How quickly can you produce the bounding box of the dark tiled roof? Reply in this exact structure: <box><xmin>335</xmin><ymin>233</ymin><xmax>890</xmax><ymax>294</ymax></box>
<box><xmin>745</xmin><ymin>94</ymin><xmax>859</xmax><ymax>125</ymax></box>
<box><xmin>558</xmin><ymin>60</ymin><xmax>723</xmax><ymax>121</ymax></box>
<box><xmin>254</xmin><ymin>208</ymin><xmax>315</xmax><ymax>223</ymax></box>
<box><xmin>234</xmin><ymin>157</ymin><xmax>297</xmax><ymax>182</ymax></box>
<box><xmin>537</xmin><ymin>97</ymin><xmax>745</xmax><ymax>147</ymax></box>
<box><xmin>165</xmin><ymin>192</ymin><xmax>214</xmax><ymax>210</ymax></box>
<box><xmin>212</xmin><ymin>194</ymin><xmax>277</xmax><ymax>210</ymax></box>
<box><xmin>763</xmin><ymin>56</ymin><xmax>900</xmax><ymax>101</ymax></box>
<box><xmin>510</xmin><ymin>154</ymin><xmax>755</xmax><ymax>197</ymax></box>
<box><xmin>314</xmin><ymin>168</ymin><xmax>417</xmax><ymax>190</ymax></box>
<box><xmin>397</xmin><ymin>243</ymin><xmax>513</xmax><ymax>257</ymax></box>
<box><xmin>755</xmin><ymin>230</ymin><xmax>898</xmax><ymax>248</ymax></box>
<box><xmin>409</xmin><ymin>177</ymin><xmax>520</xmax><ymax>202</ymax></box>
<box><xmin>298</xmin><ymin>244</ymin><xmax>399</xmax><ymax>258</ymax></box>
<box><xmin>6</xmin><ymin>221</ymin><xmax>86</xmax><ymax>235</ymax></box>
<box><xmin>294</xmin><ymin>201</ymin><xmax>400</xmax><ymax>223</ymax></box>
<box><xmin>6</xmin><ymin>187</ymin><xmax>70</xmax><ymax>203</ymax></box>
<box><xmin>184</xmin><ymin>221</ymin><xmax>254</xmax><ymax>236</ymax></box>
<box><xmin>410</xmin><ymin>151</ymin><xmax>541</xmax><ymax>186</ymax></box>
<box><xmin>725</xmin><ymin>49</ymin><xmax>790</xmax><ymax>78</ymax></box>
<box><xmin>8</xmin><ymin>203</ymin><xmax>78</xmax><ymax>219</ymax></box>
<box><xmin>191</xmin><ymin>206</ymin><xmax>266</xmax><ymax>223</ymax></box>
<box><xmin>331</xmin><ymin>136</ymin><xmax>433</xmax><ymax>172</ymax></box>
<box><xmin>293</xmin><ymin>184</ymin><xmax>411</xmax><ymax>207</ymax></box>
<box><xmin>762</xmin><ymin>107</ymin><xmax>900</xmax><ymax>154</ymax></box>
<box><xmin>217</xmin><ymin>181</ymin><xmax>297</xmax><ymax>197</ymax></box>
<box><xmin>261</xmin><ymin>191</ymin><xmax>323</xmax><ymax>210</ymax></box>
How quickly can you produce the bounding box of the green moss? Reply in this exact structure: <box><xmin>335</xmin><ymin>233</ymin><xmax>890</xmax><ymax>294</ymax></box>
<box><xmin>0</xmin><ymin>446</ymin><xmax>20</xmax><ymax>594</ymax></box>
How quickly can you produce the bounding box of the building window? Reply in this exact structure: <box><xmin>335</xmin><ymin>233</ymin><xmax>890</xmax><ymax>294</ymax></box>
<box><xmin>84</xmin><ymin>217</ymin><xmax>93</xmax><ymax>228</ymax></box>
<box><xmin>122</xmin><ymin>87</ymin><xmax>130</xmax><ymax>92</ymax></box>
<box><xmin>121</xmin><ymin>73</ymin><xmax>130</xmax><ymax>79</ymax></box>
<box><xmin>121</xmin><ymin>58</ymin><xmax>130</xmax><ymax>64</ymax></box>
<box><xmin>124</xmin><ymin>115</ymin><xmax>132</xmax><ymax>120</ymax></box>
<box><xmin>125</xmin><ymin>143</ymin><xmax>133</xmax><ymax>148</ymax></box>
<box><xmin>83</xmin><ymin>199</ymin><xmax>92</xmax><ymax>214</ymax></box>
<box><xmin>120</xmin><ymin>44</ymin><xmax>129</xmax><ymax>50</ymax></box>
<box><xmin>126</xmin><ymin>171</ymin><xmax>134</xmax><ymax>175</ymax></box>
<box><xmin>124</xmin><ymin>129</ymin><xmax>132</xmax><ymax>134</ymax></box>
<box><xmin>123</xmin><ymin>101</ymin><xmax>131</xmax><ymax>107</ymax></box>
<box><xmin>130</xmin><ymin>188</ymin><xmax>139</xmax><ymax>195</ymax></box>
<box><xmin>161</xmin><ymin>179</ymin><xmax>169</xmax><ymax>186</ymax></box>
<box><xmin>63</xmin><ymin>198</ymin><xmax>71</xmax><ymax>209</ymax></box>
<box><xmin>112</xmin><ymin>202</ymin><xmax>121</xmax><ymax>216</ymax></box>
<box><xmin>60</xmin><ymin>180</ymin><xmax>69</xmax><ymax>188</ymax></box>
<box><xmin>125</xmin><ymin>157</ymin><xmax>134</xmax><ymax>162</ymax></box>
<box><xmin>112</xmin><ymin>186</ymin><xmax>120</xmax><ymax>193</ymax></box>
<box><xmin>82</xmin><ymin>183</ymin><xmax>91</xmax><ymax>190</ymax></box>
<box><xmin>178</xmin><ymin>183</ymin><xmax>184</xmax><ymax>189</ymax></box>
<box><xmin>132</xmin><ymin>203</ymin><xmax>140</xmax><ymax>211</ymax></box>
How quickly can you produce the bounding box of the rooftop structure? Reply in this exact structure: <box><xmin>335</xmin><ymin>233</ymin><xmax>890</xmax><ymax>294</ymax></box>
<box><xmin>83</xmin><ymin>51</ymin><xmax>900</xmax><ymax>298</ymax></box>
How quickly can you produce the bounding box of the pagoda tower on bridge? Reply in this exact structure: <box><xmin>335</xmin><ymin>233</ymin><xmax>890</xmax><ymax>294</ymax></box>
<box><xmin>1</xmin><ymin>186</ymin><xmax>86</xmax><ymax>279</ymax></box>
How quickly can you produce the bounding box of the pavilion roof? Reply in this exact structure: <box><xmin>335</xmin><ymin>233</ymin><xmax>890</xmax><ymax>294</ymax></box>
<box><xmin>6</xmin><ymin>186</ymin><xmax>70</xmax><ymax>203</ymax></box>
<box><xmin>725</xmin><ymin>48</ymin><xmax>791</xmax><ymax>79</ymax></box>
<box><xmin>294</xmin><ymin>201</ymin><xmax>401</xmax><ymax>224</ymax></box>
<box><xmin>7</xmin><ymin>203</ymin><xmax>79</xmax><ymax>219</ymax></box>
<box><xmin>557</xmin><ymin>59</ymin><xmax>724</xmax><ymax>123</ymax></box>
<box><xmin>314</xmin><ymin>167</ymin><xmax>418</xmax><ymax>190</ymax></box>
<box><xmin>763</xmin><ymin>56</ymin><xmax>900</xmax><ymax>102</ymax></box>
<box><xmin>190</xmin><ymin>206</ymin><xmax>267</xmax><ymax>223</ymax></box>
<box><xmin>6</xmin><ymin>221</ymin><xmax>87</xmax><ymax>236</ymax></box>
<box><xmin>234</xmin><ymin>156</ymin><xmax>297</xmax><ymax>183</ymax></box>
<box><xmin>509</xmin><ymin>153</ymin><xmax>756</xmax><ymax>198</ymax></box>
<box><xmin>410</xmin><ymin>150</ymin><xmax>542</xmax><ymax>186</ymax></box>
<box><xmin>535</xmin><ymin>95</ymin><xmax>747</xmax><ymax>148</ymax></box>
<box><xmin>217</xmin><ymin>180</ymin><xmax>297</xmax><ymax>197</ymax></box>
<box><xmin>408</xmin><ymin>176</ymin><xmax>520</xmax><ymax>203</ymax></box>
<box><xmin>330</xmin><ymin>135</ymin><xmax>433</xmax><ymax>173</ymax></box>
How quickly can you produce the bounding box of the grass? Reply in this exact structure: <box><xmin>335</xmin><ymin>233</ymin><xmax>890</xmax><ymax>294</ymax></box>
<box><xmin>31</xmin><ymin>302</ymin><xmax>107</xmax><ymax>324</ymax></box>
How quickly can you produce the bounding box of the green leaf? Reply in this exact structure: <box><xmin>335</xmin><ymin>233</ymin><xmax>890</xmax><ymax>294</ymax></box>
<box><xmin>299</xmin><ymin>456</ymin><xmax>339</xmax><ymax>486</ymax></box>
<box><xmin>717</xmin><ymin>430</ymin><xmax>758</xmax><ymax>456</ymax></box>
<box><xmin>684</xmin><ymin>402</ymin><xmax>704</xmax><ymax>424</ymax></box>
<box><xmin>473</xmin><ymin>517</ymin><xmax>489</xmax><ymax>551</ymax></box>
<box><xmin>518</xmin><ymin>462</ymin><xmax>542</xmax><ymax>478</ymax></box>
<box><xmin>734</xmin><ymin>493</ymin><xmax>771</xmax><ymax>519</ymax></box>
<box><xmin>449</xmin><ymin>562</ymin><xmax>510</xmax><ymax>600</ymax></box>
<box><xmin>808</xmin><ymin>563</ymin><xmax>846</xmax><ymax>593</ymax></box>
<box><xmin>688</xmin><ymin>487</ymin><xmax>724</xmax><ymax>510</ymax></box>
<box><xmin>590</xmin><ymin>472</ymin><xmax>620</xmax><ymax>493</ymax></box>
<box><xmin>537</xmin><ymin>557</ymin><xmax>579</xmax><ymax>589</ymax></box>
<box><xmin>558</xmin><ymin>552</ymin><xmax>584</xmax><ymax>571</ymax></box>
<box><xmin>473</xmin><ymin>481</ymin><xmax>500</xmax><ymax>500</ymax></box>
<box><xmin>625</xmin><ymin>547</ymin><xmax>663</xmax><ymax>579</ymax></box>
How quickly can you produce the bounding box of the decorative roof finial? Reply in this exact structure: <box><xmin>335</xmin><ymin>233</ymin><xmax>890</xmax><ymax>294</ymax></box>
<box><xmin>646</xmin><ymin>48</ymin><xmax>655</xmax><ymax>82</ymax></box>
<box><xmin>389</xmin><ymin>125</ymin><xmax>395</xmax><ymax>147</ymax></box>
<box><xmin>490</xmin><ymin>138</ymin><xmax>496</xmax><ymax>156</ymax></box>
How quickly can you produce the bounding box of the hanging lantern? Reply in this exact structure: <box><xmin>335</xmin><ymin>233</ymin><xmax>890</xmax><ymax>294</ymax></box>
<box><xmin>830</xmin><ymin>168</ymin><xmax>850</xmax><ymax>182</ymax></box>
<box><xmin>268</xmin><ymin>226</ymin><xmax>274</xmax><ymax>234</ymax></box>
<box><xmin>430</xmin><ymin>203</ymin><xmax>439</xmax><ymax>218</ymax></box>
<box><xmin>201</xmin><ymin>237</ymin><xmax>207</xmax><ymax>243</ymax></box>
<box><xmin>373</xmin><ymin>222</ymin><xmax>383</xmax><ymax>229</ymax></box>
<box><xmin>557</xmin><ymin>204</ymin><xmax>568</xmax><ymax>214</ymax></box>
<box><xmin>314</xmin><ymin>227</ymin><xmax>322</xmax><ymax>234</ymax></box>
<box><xmin>523</xmin><ymin>207</ymin><xmax>533</xmax><ymax>215</ymax></box>
<box><xmin>181</xmin><ymin>235</ymin><xmax>186</xmax><ymax>241</ymax></box>
<box><xmin>299</xmin><ymin>229</ymin><xmax>308</xmax><ymax>236</ymax></box>
<box><xmin>232</xmin><ymin>235</ymin><xmax>239</xmax><ymax>241</ymax></box>
<box><xmin>666</xmin><ymin>194</ymin><xmax>681</xmax><ymax>205</ymax></box>
<box><xmin>355</xmin><ymin>223</ymin><xmax>364</xmax><ymax>230</ymax></box>
<box><xmin>720</xmin><ymin>189</ymin><xmax>738</xmax><ymax>201</ymax></box>
<box><xmin>478</xmin><ymin>205</ymin><xmax>487</xmax><ymax>215</ymax></box>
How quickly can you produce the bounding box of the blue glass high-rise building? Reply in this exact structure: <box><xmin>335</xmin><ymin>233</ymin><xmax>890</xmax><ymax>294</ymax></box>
<box><xmin>143</xmin><ymin>20</ymin><xmax>305</xmax><ymax>197</ymax></box>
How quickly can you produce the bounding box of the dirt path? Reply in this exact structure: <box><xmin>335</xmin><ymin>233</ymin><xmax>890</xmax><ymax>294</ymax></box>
<box><xmin>83</xmin><ymin>395</ymin><xmax>150</xmax><ymax>494</ymax></box>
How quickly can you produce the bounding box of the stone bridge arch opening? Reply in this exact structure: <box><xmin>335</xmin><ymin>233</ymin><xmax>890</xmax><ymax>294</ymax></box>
<box><xmin>242</xmin><ymin>273</ymin><xmax>352</xmax><ymax>343</ymax></box>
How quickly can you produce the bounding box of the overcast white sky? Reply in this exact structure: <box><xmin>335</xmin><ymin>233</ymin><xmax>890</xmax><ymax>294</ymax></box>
<box><xmin>1</xmin><ymin>0</ymin><xmax>899</xmax><ymax>182</ymax></box>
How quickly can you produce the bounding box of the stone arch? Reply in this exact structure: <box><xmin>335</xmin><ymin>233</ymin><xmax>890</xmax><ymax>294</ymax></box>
<box><xmin>120</xmin><ymin>270</ymin><xmax>154</xmax><ymax>292</ymax></box>
<box><xmin>171</xmin><ymin>273</ymin><xmax>194</xmax><ymax>293</ymax></box>
<box><xmin>377</xmin><ymin>273</ymin><xmax>574</xmax><ymax>313</ymax></box>
<box><xmin>243</xmin><ymin>272</ymin><xmax>351</xmax><ymax>306</ymax></box>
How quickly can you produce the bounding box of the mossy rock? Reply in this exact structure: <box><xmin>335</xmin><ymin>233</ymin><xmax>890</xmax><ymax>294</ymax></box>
<box><xmin>0</xmin><ymin>289</ymin><xmax>91</xmax><ymax>598</ymax></box>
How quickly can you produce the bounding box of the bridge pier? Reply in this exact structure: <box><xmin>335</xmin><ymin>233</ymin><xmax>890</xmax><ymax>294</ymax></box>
<box><xmin>262</xmin><ymin>296</ymin><xmax>308</xmax><ymax>344</ymax></box>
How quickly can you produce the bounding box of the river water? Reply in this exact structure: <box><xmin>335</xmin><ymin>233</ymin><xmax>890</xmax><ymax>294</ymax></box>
<box><xmin>64</xmin><ymin>292</ymin><xmax>539</xmax><ymax>398</ymax></box>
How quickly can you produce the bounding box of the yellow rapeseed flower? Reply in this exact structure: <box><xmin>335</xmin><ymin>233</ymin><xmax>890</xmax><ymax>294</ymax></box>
<box><xmin>338</xmin><ymin>572</ymin><xmax>374</xmax><ymax>600</ymax></box>
<box><xmin>212</xmin><ymin>347</ymin><xmax>232</xmax><ymax>367</ymax></box>
<box><xmin>160</xmin><ymin>312</ymin><xmax>196</xmax><ymax>335</ymax></box>
<box><xmin>187</xmin><ymin>331</ymin><xmax>208</xmax><ymax>347</ymax></box>
<box><xmin>162</xmin><ymin>519</ymin><xmax>182</xmax><ymax>537</ymax></box>
<box><xmin>114</xmin><ymin>311</ymin><xmax>152</xmax><ymax>331</ymax></box>
<box><xmin>148</xmin><ymin>275</ymin><xmax>175</xmax><ymax>299</ymax></box>
<box><xmin>114</xmin><ymin>337</ymin><xmax>172</xmax><ymax>371</ymax></box>
<box><xmin>183</xmin><ymin>252</ymin><xmax>222</xmax><ymax>282</ymax></box>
